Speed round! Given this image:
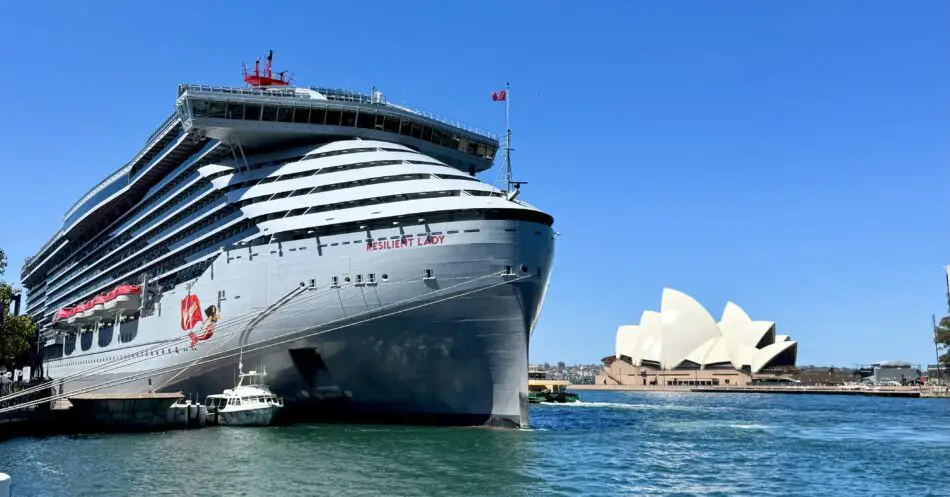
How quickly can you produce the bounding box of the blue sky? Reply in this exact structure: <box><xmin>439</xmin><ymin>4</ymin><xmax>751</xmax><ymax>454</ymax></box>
<box><xmin>1</xmin><ymin>1</ymin><xmax>947</xmax><ymax>367</ymax></box>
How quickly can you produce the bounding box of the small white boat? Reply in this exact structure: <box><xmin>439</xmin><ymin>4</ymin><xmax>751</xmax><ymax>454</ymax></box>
<box><xmin>206</xmin><ymin>366</ymin><xmax>283</xmax><ymax>426</ymax></box>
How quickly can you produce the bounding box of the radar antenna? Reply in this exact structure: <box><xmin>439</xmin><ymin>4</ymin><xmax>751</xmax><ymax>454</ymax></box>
<box><xmin>242</xmin><ymin>50</ymin><xmax>291</xmax><ymax>87</ymax></box>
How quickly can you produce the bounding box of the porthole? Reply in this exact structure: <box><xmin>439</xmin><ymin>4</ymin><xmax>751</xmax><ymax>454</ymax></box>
<box><xmin>521</xmin><ymin>265</ymin><xmax>529</xmax><ymax>273</ymax></box>
<box><xmin>381</xmin><ymin>274</ymin><xmax>389</xmax><ymax>281</ymax></box>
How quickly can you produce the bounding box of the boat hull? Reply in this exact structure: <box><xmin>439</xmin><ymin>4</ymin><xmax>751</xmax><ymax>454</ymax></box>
<box><xmin>45</xmin><ymin>219</ymin><xmax>554</xmax><ymax>428</ymax></box>
<box><xmin>217</xmin><ymin>405</ymin><xmax>281</xmax><ymax>426</ymax></box>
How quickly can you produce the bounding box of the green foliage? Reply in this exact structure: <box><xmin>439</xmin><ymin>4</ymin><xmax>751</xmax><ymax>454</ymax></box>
<box><xmin>0</xmin><ymin>248</ymin><xmax>37</xmax><ymax>369</ymax></box>
<box><xmin>0</xmin><ymin>314</ymin><xmax>33</xmax><ymax>369</ymax></box>
<box><xmin>936</xmin><ymin>316</ymin><xmax>950</xmax><ymax>366</ymax></box>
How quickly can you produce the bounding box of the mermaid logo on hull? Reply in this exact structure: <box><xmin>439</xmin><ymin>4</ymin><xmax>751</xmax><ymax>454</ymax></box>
<box><xmin>181</xmin><ymin>294</ymin><xmax>220</xmax><ymax>346</ymax></box>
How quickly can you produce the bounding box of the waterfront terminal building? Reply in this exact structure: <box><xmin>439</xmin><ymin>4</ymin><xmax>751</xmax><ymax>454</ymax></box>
<box><xmin>597</xmin><ymin>289</ymin><xmax>797</xmax><ymax>387</ymax></box>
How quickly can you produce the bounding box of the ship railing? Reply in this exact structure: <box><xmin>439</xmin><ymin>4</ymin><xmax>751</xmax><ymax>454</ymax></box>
<box><xmin>311</xmin><ymin>86</ymin><xmax>497</xmax><ymax>139</ymax></box>
<box><xmin>179</xmin><ymin>84</ymin><xmax>498</xmax><ymax>140</ymax></box>
<box><xmin>145</xmin><ymin>112</ymin><xmax>181</xmax><ymax>145</ymax></box>
<box><xmin>63</xmin><ymin>111</ymin><xmax>181</xmax><ymax>223</ymax></box>
<box><xmin>180</xmin><ymin>84</ymin><xmax>304</xmax><ymax>99</ymax></box>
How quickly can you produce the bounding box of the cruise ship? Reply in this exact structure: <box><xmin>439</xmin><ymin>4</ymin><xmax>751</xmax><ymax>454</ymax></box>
<box><xmin>20</xmin><ymin>54</ymin><xmax>555</xmax><ymax>428</ymax></box>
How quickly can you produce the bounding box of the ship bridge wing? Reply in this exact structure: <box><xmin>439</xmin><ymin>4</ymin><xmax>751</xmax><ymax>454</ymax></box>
<box><xmin>175</xmin><ymin>85</ymin><xmax>498</xmax><ymax>176</ymax></box>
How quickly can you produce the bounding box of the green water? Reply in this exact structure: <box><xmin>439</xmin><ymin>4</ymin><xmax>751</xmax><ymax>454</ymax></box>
<box><xmin>2</xmin><ymin>391</ymin><xmax>949</xmax><ymax>496</ymax></box>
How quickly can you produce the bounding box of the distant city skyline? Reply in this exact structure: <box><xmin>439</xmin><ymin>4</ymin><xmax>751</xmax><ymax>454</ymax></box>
<box><xmin>0</xmin><ymin>1</ymin><xmax>948</xmax><ymax>366</ymax></box>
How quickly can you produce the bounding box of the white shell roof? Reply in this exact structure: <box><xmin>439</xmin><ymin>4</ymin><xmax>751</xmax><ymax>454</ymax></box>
<box><xmin>614</xmin><ymin>288</ymin><xmax>797</xmax><ymax>373</ymax></box>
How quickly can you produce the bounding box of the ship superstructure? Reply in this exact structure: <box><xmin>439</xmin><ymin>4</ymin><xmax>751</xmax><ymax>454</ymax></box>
<box><xmin>21</xmin><ymin>54</ymin><xmax>554</xmax><ymax>427</ymax></box>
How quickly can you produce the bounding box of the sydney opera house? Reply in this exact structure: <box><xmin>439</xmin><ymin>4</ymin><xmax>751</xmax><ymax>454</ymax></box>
<box><xmin>597</xmin><ymin>289</ymin><xmax>798</xmax><ymax>387</ymax></box>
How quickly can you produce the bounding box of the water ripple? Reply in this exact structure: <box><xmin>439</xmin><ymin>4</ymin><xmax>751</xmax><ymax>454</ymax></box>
<box><xmin>2</xmin><ymin>392</ymin><xmax>948</xmax><ymax>496</ymax></box>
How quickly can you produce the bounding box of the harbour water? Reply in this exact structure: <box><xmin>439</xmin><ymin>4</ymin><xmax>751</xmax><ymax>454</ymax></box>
<box><xmin>2</xmin><ymin>391</ymin><xmax>948</xmax><ymax>496</ymax></box>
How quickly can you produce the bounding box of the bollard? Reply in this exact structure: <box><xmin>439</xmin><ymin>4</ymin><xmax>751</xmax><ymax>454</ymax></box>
<box><xmin>0</xmin><ymin>472</ymin><xmax>11</xmax><ymax>497</ymax></box>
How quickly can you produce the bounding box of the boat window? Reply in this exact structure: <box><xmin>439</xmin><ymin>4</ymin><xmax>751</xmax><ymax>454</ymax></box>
<box><xmin>262</xmin><ymin>105</ymin><xmax>278</xmax><ymax>121</ymax></box>
<box><xmin>208</xmin><ymin>101</ymin><xmax>226</xmax><ymax>118</ymax></box>
<box><xmin>224</xmin><ymin>102</ymin><xmax>242</xmax><ymax>120</ymax></box>
<box><xmin>399</xmin><ymin>119</ymin><xmax>412</xmax><ymax>136</ymax></box>
<box><xmin>356</xmin><ymin>111</ymin><xmax>374</xmax><ymax>129</ymax></box>
<box><xmin>309</xmin><ymin>107</ymin><xmax>326</xmax><ymax>125</ymax></box>
<box><xmin>190</xmin><ymin>100</ymin><xmax>209</xmax><ymax>117</ymax></box>
<box><xmin>293</xmin><ymin>108</ymin><xmax>310</xmax><ymax>124</ymax></box>
<box><xmin>382</xmin><ymin>116</ymin><xmax>399</xmax><ymax>133</ymax></box>
<box><xmin>244</xmin><ymin>104</ymin><xmax>262</xmax><ymax>121</ymax></box>
<box><xmin>277</xmin><ymin>107</ymin><xmax>294</xmax><ymax>123</ymax></box>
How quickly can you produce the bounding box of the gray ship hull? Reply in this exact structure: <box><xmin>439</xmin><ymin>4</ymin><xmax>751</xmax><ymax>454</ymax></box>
<box><xmin>48</xmin><ymin>219</ymin><xmax>554</xmax><ymax>428</ymax></box>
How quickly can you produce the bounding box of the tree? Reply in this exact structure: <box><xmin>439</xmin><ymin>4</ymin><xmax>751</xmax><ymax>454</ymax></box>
<box><xmin>935</xmin><ymin>316</ymin><xmax>950</xmax><ymax>365</ymax></box>
<box><xmin>0</xmin><ymin>249</ymin><xmax>36</xmax><ymax>370</ymax></box>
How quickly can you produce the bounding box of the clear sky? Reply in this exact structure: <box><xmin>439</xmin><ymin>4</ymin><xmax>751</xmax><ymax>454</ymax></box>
<box><xmin>1</xmin><ymin>1</ymin><xmax>947</xmax><ymax>367</ymax></box>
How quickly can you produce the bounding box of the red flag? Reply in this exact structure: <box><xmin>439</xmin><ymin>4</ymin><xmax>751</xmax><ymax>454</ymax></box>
<box><xmin>492</xmin><ymin>90</ymin><xmax>507</xmax><ymax>102</ymax></box>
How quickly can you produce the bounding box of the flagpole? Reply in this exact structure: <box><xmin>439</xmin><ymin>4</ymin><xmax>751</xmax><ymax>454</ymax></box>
<box><xmin>505</xmin><ymin>81</ymin><xmax>511</xmax><ymax>191</ymax></box>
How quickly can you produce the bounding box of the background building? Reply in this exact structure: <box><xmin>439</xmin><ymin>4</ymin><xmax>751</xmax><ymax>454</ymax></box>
<box><xmin>597</xmin><ymin>289</ymin><xmax>798</xmax><ymax>387</ymax></box>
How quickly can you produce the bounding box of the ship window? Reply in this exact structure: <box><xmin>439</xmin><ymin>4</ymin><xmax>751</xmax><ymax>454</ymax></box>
<box><xmin>421</xmin><ymin>126</ymin><xmax>432</xmax><ymax>142</ymax></box>
<box><xmin>368</xmin><ymin>273</ymin><xmax>376</xmax><ymax>284</ymax></box>
<box><xmin>332</xmin><ymin>276</ymin><xmax>339</xmax><ymax>287</ymax></box>
<box><xmin>424</xmin><ymin>269</ymin><xmax>434</xmax><ymax>279</ymax></box>
<box><xmin>356</xmin><ymin>274</ymin><xmax>363</xmax><ymax>284</ymax></box>
<box><xmin>309</xmin><ymin>279</ymin><xmax>316</xmax><ymax>288</ymax></box>
<box><xmin>277</xmin><ymin>107</ymin><xmax>293</xmax><ymax>122</ymax></box>
<box><xmin>191</xmin><ymin>100</ymin><xmax>209</xmax><ymax>117</ymax></box>
<box><xmin>356</xmin><ymin>111</ymin><xmax>374</xmax><ymax>129</ymax></box>
<box><xmin>326</xmin><ymin>109</ymin><xmax>342</xmax><ymax>126</ymax></box>
<box><xmin>505</xmin><ymin>265</ymin><xmax>513</xmax><ymax>275</ymax></box>
<box><xmin>342</xmin><ymin>111</ymin><xmax>357</xmax><ymax>127</ymax></box>
<box><xmin>244</xmin><ymin>103</ymin><xmax>262</xmax><ymax>121</ymax></box>
<box><xmin>293</xmin><ymin>107</ymin><xmax>310</xmax><ymax>124</ymax></box>
<box><xmin>262</xmin><ymin>105</ymin><xmax>278</xmax><ymax>121</ymax></box>
<box><xmin>431</xmin><ymin>128</ymin><xmax>442</xmax><ymax>144</ymax></box>
<box><xmin>208</xmin><ymin>101</ymin><xmax>226</xmax><ymax>118</ymax></box>
<box><xmin>399</xmin><ymin>119</ymin><xmax>412</xmax><ymax>136</ymax></box>
<box><xmin>309</xmin><ymin>107</ymin><xmax>326</xmax><ymax>125</ymax></box>
<box><xmin>378</xmin><ymin>116</ymin><xmax>395</xmax><ymax>133</ymax></box>
<box><xmin>381</xmin><ymin>273</ymin><xmax>389</xmax><ymax>281</ymax></box>
<box><xmin>226</xmin><ymin>103</ymin><xmax>244</xmax><ymax>120</ymax></box>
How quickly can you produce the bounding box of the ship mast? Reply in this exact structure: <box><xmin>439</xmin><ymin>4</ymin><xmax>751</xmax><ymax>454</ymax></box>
<box><xmin>505</xmin><ymin>81</ymin><xmax>512</xmax><ymax>190</ymax></box>
<box><xmin>503</xmin><ymin>82</ymin><xmax>526</xmax><ymax>200</ymax></box>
